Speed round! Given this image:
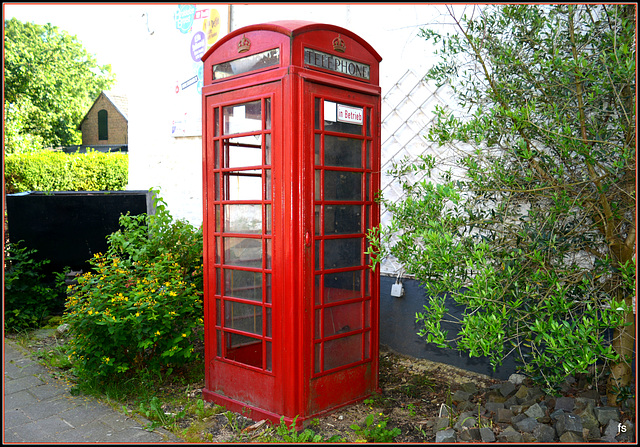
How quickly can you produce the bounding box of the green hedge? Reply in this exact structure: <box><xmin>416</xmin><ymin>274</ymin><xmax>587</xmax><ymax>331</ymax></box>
<box><xmin>4</xmin><ymin>150</ymin><xmax>128</xmax><ymax>193</ymax></box>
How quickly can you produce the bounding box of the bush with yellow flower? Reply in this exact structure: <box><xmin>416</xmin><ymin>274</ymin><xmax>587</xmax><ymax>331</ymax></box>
<box><xmin>64</xmin><ymin>194</ymin><xmax>203</xmax><ymax>384</ymax></box>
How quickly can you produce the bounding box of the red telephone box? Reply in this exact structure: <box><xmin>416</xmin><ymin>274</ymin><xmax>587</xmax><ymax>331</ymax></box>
<box><xmin>201</xmin><ymin>21</ymin><xmax>381</xmax><ymax>427</ymax></box>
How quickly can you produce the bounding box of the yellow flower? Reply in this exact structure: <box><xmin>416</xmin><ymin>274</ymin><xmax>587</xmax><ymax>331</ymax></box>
<box><xmin>155</xmin><ymin>331</ymin><xmax>161</xmax><ymax>336</ymax></box>
<box><xmin>182</xmin><ymin>333</ymin><xmax>187</xmax><ymax>337</ymax></box>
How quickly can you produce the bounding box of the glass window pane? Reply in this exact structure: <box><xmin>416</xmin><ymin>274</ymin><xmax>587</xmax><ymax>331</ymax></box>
<box><xmin>214</xmin><ymin>140</ymin><xmax>220</xmax><ymax>169</ymax></box>
<box><xmin>224</xmin><ymin>135</ymin><xmax>262</xmax><ymax>168</ymax></box>
<box><xmin>225</xmin><ymin>204</ymin><xmax>261</xmax><ymax>234</ymax></box>
<box><xmin>315</xmin><ymin>170</ymin><xmax>322</xmax><ymax>200</ymax></box>
<box><xmin>224</xmin><ymin>332</ymin><xmax>262</xmax><ymax>368</ymax></box>
<box><xmin>265</xmin><ymin>170</ymin><xmax>271</xmax><ymax>200</ymax></box>
<box><xmin>266</xmin><ymin>341</ymin><xmax>272</xmax><ymax>371</ymax></box>
<box><xmin>324</xmin><ymin>136</ymin><xmax>362</xmax><ymax>168</ymax></box>
<box><xmin>224</xmin><ymin>171</ymin><xmax>262</xmax><ymax>201</ymax></box>
<box><xmin>314</xmin><ymin>343</ymin><xmax>321</xmax><ymax>374</ymax></box>
<box><xmin>223</xmin><ymin>100</ymin><xmax>262</xmax><ymax>135</ymax></box>
<box><xmin>324</xmin><ymin>171</ymin><xmax>361</xmax><ymax>201</ymax></box>
<box><xmin>264</xmin><ymin>98</ymin><xmax>272</xmax><ymax>130</ymax></box>
<box><xmin>324</xmin><ymin>205</ymin><xmax>361</xmax><ymax>234</ymax></box>
<box><xmin>324</xmin><ymin>238</ymin><xmax>362</xmax><ymax>270</ymax></box>
<box><xmin>315</xmin><ymin>97</ymin><xmax>321</xmax><ymax>130</ymax></box>
<box><xmin>364</xmin><ymin>331</ymin><xmax>370</xmax><ymax>360</ymax></box>
<box><xmin>365</xmin><ymin>268</ymin><xmax>371</xmax><ymax>296</ymax></box>
<box><xmin>315</xmin><ymin>205</ymin><xmax>322</xmax><ymax>235</ymax></box>
<box><xmin>365</xmin><ymin>300</ymin><xmax>371</xmax><ymax>328</ymax></box>
<box><xmin>366</xmin><ymin>108</ymin><xmax>371</xmax><ymax>137</ymax></box>
<box><xmin>366</xmin><ymin>173</ymin><xmax>370</xmax><ymax>201</ymax></box>
<box><xmin>265</xmin><ymin>204</ymin><xmax>272</xmax><ymax>235</ymax></box>
<box><xmin>224</xmin><ymin>269</ymin><xmax>262</xmax><ymax>301</ymax></box>
<box><xmin>323</xmin><ymin>333</ymin><xmax>362</xmax><ymax>371</ymax></box>
<box><xmin>324</xmin><ymin>270</ymin><xmax>362</xmax><ymax>303</ymax></box>
<box><xmin>265</xmin><ymin>239</ymin><xmax>272</xmax><ymax>269</ymax></box>
<box><xmin>323</xmin><ymin>302</ymin><xmax>363</xmax><ymax>337</ymax></box>
<box><xmin>264</xmin><ymin>133</ymin><xmax>271</xmax><ymax>165</ymax></box>
<box><xmin>315</xmin><ymin>240</ymin><xmax>321</xmax><ymax>271</ymax></box>
<box><xmin>266</xmin><ymin>307</ymin><xmax>272</xmax><ymax>338</ymax></box>
<box><xmin>213</xmin><ymin>48</ymin><xmax>279</xmax><ymax>80</ymax></box>
<box><xmin>225</xmin><ymin>300</ymin><xmax>262</xmax><ymax>335</ymax></box>
<box><xmin>315</xmin><ymin>134</ymin><xmax>322</xmax><ymax>165</ymax></box>
<box><xmin>315</xmin><ymin>309</ymin><xmax>321</xmax><ymax>339</ymax></box>
<box><xmin>265</xmin><ymin>273</ymin><xmax>272</xmax><ymax>303</ymax></box>
<box><xmin>215</xmin><ymin>205</ymin><xmax>221</xmax><ymax>232</ymax></box>
<box><xmin>224</xmin><ymin>237</ymin><xmax>262</xmax><ymax>268</ymax></box>
<box><xmin>315</xmin><ymin>275</ymin><xmax>322</xmax><ymax>305</ymax></box>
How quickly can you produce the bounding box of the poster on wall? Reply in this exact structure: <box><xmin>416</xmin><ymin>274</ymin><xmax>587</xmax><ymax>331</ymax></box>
<box><xmin>171</xmin><ymin>4</ymin><xmax>228</xmax><ymax>137</ymax></box>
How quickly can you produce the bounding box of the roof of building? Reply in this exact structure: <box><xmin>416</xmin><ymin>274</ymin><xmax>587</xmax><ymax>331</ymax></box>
<box><xmin>105</xmin><ymin>91</ymin><xmax>128</xmax><ymax>119</ymax></box>
<box><xmin>78</xmin><ymin>91</ymin><xmax>128</xmax><ymax>129</ymax></box>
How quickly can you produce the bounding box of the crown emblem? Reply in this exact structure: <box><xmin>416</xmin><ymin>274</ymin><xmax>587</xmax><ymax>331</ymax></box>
<box><xmin>332</xmin><ymin>35</ymin><xmax>346</xmax><ymax>53</ymax></box>
<box><xmin>237</xmin><ymin>34</ymin><xmax>251</xmax><ymax>53</ymax></box>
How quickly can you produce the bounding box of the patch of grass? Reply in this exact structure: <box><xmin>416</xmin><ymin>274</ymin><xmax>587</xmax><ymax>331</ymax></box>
<box><xmin>36</xmin><ymin>344</ymin><xmax>72</xmax><ymax>370</ymax></box>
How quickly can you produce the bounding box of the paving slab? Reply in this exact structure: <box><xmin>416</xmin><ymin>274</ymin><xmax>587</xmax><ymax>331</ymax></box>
<box><xmin>4</xmin><ymin>339</ymin><xmax>182</xmax><ymax>443</ymax></box>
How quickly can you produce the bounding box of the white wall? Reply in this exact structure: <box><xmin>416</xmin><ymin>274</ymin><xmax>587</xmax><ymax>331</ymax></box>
<box><xmin>127</xmin><ymin>4</ymin><xmax>229</xmax><ymax>225</ymax></box>
<box><xmin>127</xmin><ymin>4</ymin><xmax>453</xmax><ymax>228</ymax></box>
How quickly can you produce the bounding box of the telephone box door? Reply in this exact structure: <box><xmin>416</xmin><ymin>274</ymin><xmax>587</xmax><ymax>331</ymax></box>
<box><xmin>203</xmin><ymin>82</ymin><xmax>281</xmax><ymax>413</ymax></box>
<box><xmin>304</xmin><ymin>81</ymin><xmax>381</xmax><ymax>412</ymax></box>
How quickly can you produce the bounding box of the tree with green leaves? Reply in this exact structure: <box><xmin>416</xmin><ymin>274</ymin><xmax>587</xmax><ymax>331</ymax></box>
<box><xmin>371</xmin><ymin>4</ymin><xmax>635</xmax><ymax>403</ymax></box>
<box><xmin>4</xmin><ymin>18</ymin><xmax>115</xmax><ymax>152</ymax></box>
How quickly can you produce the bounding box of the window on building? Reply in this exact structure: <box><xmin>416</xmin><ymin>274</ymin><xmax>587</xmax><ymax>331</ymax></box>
<box><xmin>98</xmin><ymin>109</ymin><xmax>108</xmax><ymax>140</ymax></box>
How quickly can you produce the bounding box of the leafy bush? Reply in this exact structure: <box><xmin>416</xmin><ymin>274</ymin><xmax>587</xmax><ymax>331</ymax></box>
<box><xmin>63</xmin><ymin>196</ymin><xmax>203</xmax><ymax>384</ymax></box>
<box><xmin>4</xmin><ymin>242</ymin><xmax>64</xmax><ymax>332</ymax></box>
<box><xmin>372</xmin><ymin>5</ymin><xmax>635</xmax><ymax>399</ymax></box>
<box><xmin>4</xmin><ymin>150</ymin><xmax>128</xmax><ymax>193</ymax></box>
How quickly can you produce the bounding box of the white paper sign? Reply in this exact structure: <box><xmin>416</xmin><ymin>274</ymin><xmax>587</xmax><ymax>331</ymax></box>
<box><xmin>337</xmin><ymin>104</ymin><xmax>363</xmax><ymax>125</ymax></box>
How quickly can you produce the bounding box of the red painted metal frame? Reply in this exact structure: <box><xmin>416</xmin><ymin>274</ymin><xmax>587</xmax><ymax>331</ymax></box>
<box><xmin>201</xmin><ymin>21</ymin><xmax>381</xmax><ymax>427</ymax></box>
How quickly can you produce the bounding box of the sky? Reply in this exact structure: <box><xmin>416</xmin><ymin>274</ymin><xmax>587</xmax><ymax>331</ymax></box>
<box><xmin>4</xmin><ymin>3</ymin><xmax>153</xmax><ymax>92</ymax></box>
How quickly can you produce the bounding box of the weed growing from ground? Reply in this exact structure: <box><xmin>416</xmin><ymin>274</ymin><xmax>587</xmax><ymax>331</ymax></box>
<box><xmin>350</xmin><ymin>412</ymin><xmax>401</xmax><ymax>442</ymax></box>
<box><xmin>274</xmin><ymin>416</ymin><xmax>344</xmax><ymax>443</ymax></box>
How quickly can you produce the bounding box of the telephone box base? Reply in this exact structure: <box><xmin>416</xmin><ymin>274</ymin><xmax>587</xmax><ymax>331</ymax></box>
<box><xmin>201</xmin><ymin>387</ymin><xmax>377</xmax><ymax>429</ymax></box>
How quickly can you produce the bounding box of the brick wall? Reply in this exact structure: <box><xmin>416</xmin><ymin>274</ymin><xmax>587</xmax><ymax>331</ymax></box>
<box><xmin>81</xmin><ymin>94</ymin><xmax>128</xmax><ymax>145</ymax></box>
